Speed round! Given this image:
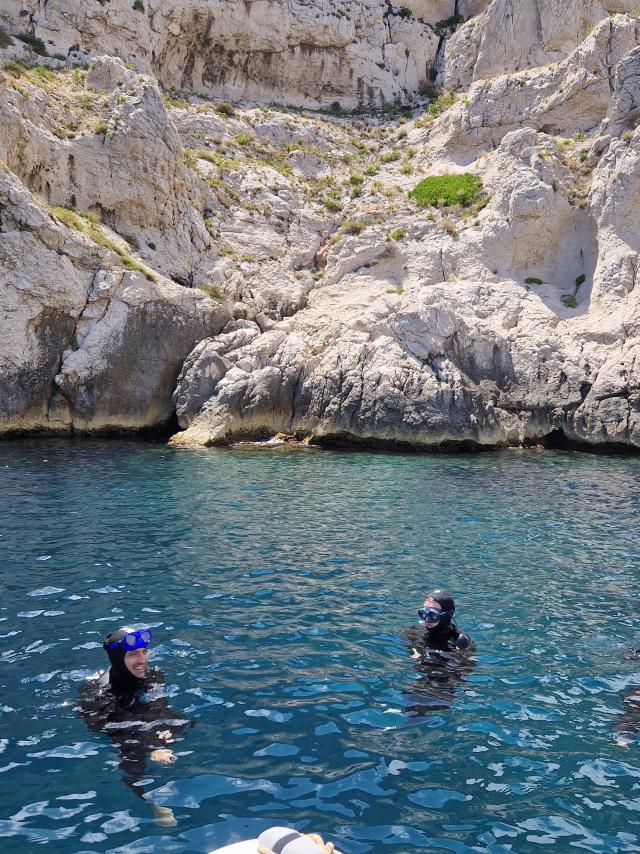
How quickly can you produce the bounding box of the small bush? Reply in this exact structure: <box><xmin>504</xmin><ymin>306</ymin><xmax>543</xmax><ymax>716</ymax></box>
<box><xmin>199</xmin><ymin>284</ymin><xmax>224</xmax><ymax>301</ymax></box>
<box><xmin>133</xmin><ymin>0</ymin><xmax>145</xmax><ymax>11</ymax></box>
<box><xmin>363</xmin><ymin>165</ymin><xmax>379</xmax><ymax>176</ymax></box>
<box><xmin>428</xmin><ymin>90</ymin><xmax>457</xmax><ymax>118</ymax></box>
<box><xmin>439</xmin><ymin>218</ymin><xmax>458</xmax><ymax>238</ymax></box>
<box><xmin>234</xmin><ymin>131</ymin><xmax>253</xmax><ymax>146</ymax></box>
<box><xmin>388</xmin><ymin>227</ymin><xmax>407</xmax><ymax>241</ymax></box>
<box><xmin>525</xmin><ymin>276</ymin><xmax>544</xmax><ymax>285</ymax></box>
<box><xmin>323</xmin><ymin>195</ymin><xmax>342</xmax><ymax>212</ymax></box>
<box><xmin>400</xmin><ymin>163</ymin><xmax>413</xmax><ymax>175</ymax></box>
<box><xmin>215</xmin><ymin>101</ymin><xmax>235</xmax><ymax>118</ymax></box>
<box><xmin>92</xmin><ymin>119</ymin><xmax>108</xmax><ymax>135</ymax></box>
<box><xmin>122</xmin><ymin>233</ymin><xmax>140</xmax><ymax>250</ymax></box>
<box><xmin>562</xmin><ymin>295</ymin><xmax>577</xmax><ymax>308</ymax></box>
<box><xmin>410</xmin><ymin>173</ymin><xmax>482</xmax><ymax>208</ymax></box>
<box><xmin>349</xmin><ymin>173</ymin><xmax>364</xmax><ymax>187</ymax></box>
<box><xmin>16</xmin><ymin>32</ymin><xmax>47</xmax><ymax>56</ymax></box>
<box><xmin>32</xmin><ymin>65</ymin><xmax>55</xmax><ymax>82</ymax></box>
<box><xmin>163</xmin><ymin>92</ymin><xmax>190</xmax><ymax>108</ymax></box>
<box><xmin>381</xmin><ymin>149</ymin><xmax>400</xmax><ymax>163</ymax></box>
<box><xmin>579</xmin><ymin>150</ymin><xmax>588</xmax><ymax>162</ymax></box>
<box><xmin>0</xmin><ymin>26</ymin><xmax>14</xmax><ymax>49</ymax></box>
<box><xmin>342</xmin><ymin>219</ymin><xmax>369</xmax><ymax>235</ymax></box>
<box><xmin>2</xmin><ymin>59</ymin><xmax>26</xmax><ymax>77</ymax></box>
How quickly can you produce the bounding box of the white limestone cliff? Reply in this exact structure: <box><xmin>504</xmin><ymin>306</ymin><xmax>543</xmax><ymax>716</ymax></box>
<box><xmin>1</xmin><ymin>0</ymin><xmax>640</xmax><ymax>449</ymax></box>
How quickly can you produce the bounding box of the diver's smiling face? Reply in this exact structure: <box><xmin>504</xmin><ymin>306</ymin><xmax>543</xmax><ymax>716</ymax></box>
<box><xmin>422</xmin><ymin>597</ymin><xmax>444</xmax><ymax>629</ymax></box>
<box><xmin>124</xmin><ymin>647</ymin><xmax>148</xmax><ymax>678</ymax></box>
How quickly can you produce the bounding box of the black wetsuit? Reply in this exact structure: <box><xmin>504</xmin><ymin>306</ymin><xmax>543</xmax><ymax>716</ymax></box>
<box><xmin>77</xmin><ymin>666</ymin><xmax>190</xmax><ymax>797</ymax></box>
<box><xmin>404</xmin><ymin>620</ymin><xmax>474</xmax><ymax>653</ymax></box>
<box><xmin>401</xmin><ymin>622</ymin><xmax>476</xmax><ymax>718</ymax></box>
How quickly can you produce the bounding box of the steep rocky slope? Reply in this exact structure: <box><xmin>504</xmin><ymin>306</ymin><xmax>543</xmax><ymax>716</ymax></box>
<box><xmin>1</xmin><ymin>0</ymin><xmax>640</xmax><ymax>449</ymax></box>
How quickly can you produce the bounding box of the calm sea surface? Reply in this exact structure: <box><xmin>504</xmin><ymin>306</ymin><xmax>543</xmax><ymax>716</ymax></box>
<box><xmin>1</xmin><ymin>439</ymin><xmax>640</xmax><ymax>854</ymax></box>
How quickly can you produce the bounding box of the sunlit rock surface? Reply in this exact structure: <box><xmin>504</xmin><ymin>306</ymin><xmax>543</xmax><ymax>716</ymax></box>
<box><xmin>1</xmin><ymin>1</ymin><xmax>640</xmax><ymax>448</ymax></box>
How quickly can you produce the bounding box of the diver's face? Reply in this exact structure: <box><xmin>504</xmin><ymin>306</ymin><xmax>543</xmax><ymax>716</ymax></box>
<box><xmin>422</xmin><ymin>598</ymin><xmax>444</xmax><ymax>629</ymax></box>
<box><xmin>124</xmin><ymin>647</ymin><xmax>148</xmax><ymax>678</ymax></box>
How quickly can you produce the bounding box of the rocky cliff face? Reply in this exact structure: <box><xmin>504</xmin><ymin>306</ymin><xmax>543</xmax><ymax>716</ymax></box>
<box><xmin>0</xmin><ymin>0</ymin><xmax>439</xmax><ymax>110</ymax></box>
<box><xmin>1</xmin><ymin>0</ymin><xmax>640</xmax><ymax>448</ymax></box>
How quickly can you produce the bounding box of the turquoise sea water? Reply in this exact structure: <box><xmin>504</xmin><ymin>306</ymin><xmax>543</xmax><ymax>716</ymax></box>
<box><xmin>1</xmin><ymin>439</ymin><xmax>640</xmax><ymax>854</ymax></box>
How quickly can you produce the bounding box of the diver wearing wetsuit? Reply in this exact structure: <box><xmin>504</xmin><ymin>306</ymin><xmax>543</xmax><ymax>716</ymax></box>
<box><xmin>402</xmin><ymin>590</ymin><xmax>475</xmax><ymax>718</ymax></box>
<box><xmin>77</xmin><ymin>627</ymin><xmax>190</xmax><ymax>821</ymax></box>
<box><xmin>404</xmin><ymin>589</ymin><xmax>474</xmax><ymax>655</ymax></box>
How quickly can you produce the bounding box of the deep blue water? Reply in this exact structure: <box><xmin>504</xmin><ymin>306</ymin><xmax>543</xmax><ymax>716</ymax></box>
<box><xmin>1</xmin><ymin>440</ymin><xmax>640</xmax><ymax>854</ymax></box>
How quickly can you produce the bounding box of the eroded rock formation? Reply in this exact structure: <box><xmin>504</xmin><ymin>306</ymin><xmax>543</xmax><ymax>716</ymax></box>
<box><xmin>1</xmin><ymin>0</ymin><xmax>640</xmax><ymax>448</ymax></box>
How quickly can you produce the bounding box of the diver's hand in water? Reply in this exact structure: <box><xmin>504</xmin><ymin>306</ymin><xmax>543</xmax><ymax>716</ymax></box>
<box><xmin>152</xmin><ymin>804</ymin><xmax>177</xmax><ymax>827</ymax></box>
<box><xmin>156</xmin><ymin>729</ymin><xmax>174</xmax><ymax>742</ymax></box>
<box><xmin>150</xmin><ymin>747</ymin><xmax>176</xmax><ymax>764</ymax></box>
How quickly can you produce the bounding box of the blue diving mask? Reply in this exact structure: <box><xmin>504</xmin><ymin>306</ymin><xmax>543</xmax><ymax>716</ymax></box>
<box><xmin>107</xmin><ymin>628</ymin><xmax>152</xmax><ymax>651</ymax></box>
<box><xmin>418</xmin><ymin>607</ymin><xmax>450</xmax><ymax>624</ymax></box>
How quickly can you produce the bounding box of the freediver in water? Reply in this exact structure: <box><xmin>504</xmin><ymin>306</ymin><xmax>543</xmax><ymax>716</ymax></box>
<box><xmin>77</xmin><ymin>627</ymin><xmax>191</xmax><ymax>825</ymax></box>
<box><xmin>401</xmin><ymin>589</ymin><xmax>476</xmax><ymax>719</ymax></box>
<box><xmin>610</xmin><ymin>649</ymin><xmax>640</xmax><ymax>747</ymax></box>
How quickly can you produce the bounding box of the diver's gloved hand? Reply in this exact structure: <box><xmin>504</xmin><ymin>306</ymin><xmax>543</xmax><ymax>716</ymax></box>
<box><xmin>152</xmin><ymin>804</ymin><xmax>177</xmax><ymax>827</ymax></box>
<box><xmin>156</xmin><ymin>729</ymin><xmax>174</xmax><ymax>743</ymax></box>
<box><xmin>150</xmin><ymin>747</ymin><xmax>176</xmax><ymax>764</ymax></box>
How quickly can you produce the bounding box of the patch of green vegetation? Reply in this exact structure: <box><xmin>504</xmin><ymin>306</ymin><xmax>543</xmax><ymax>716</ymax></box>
<box><xmin>32</xmin><ymin>65</ymin><xmax>55</xmax><ymax>82</ymax></box>
<box><xmin>215</xmin><ymin>101</ymin><xmax>236</xmax><ymax>118</ymax></box>
<box><xmin>348</xmin><ymin>173</ymin><xmax>364</xmax><ymax>187</ymax></box>
<box><xmin>47</xmin><ymin>204</ymin><xmax>155</xmax><ymax>280</ymax></box>
<box><xmin>2</xmin><ymin>59</ymin><xmax>26</xmax><ymax>77</ymax></box>
<box><xmin>133</xmin><ymin>0</ymin><xmax>145</xmax><ymax>11</ymax></box>
<box><xmin>259</xmin><ymin>154</ymin><xmax>293</xmax><ymax>177</ymax></box>
<box><xmin>380</xmin><ymin>149</ymin><xmax>400</xmax><ymax>163</ymax></box>
<box><xmin>579</xmin><ymin>149</ymin><xmax>588</xmax><ymax>162</ymax></box>
<box><xmin>342</xmin><ymin>219</ymin><xmax>369</xmax><ymax>235</ymax></box>
<box><xmin>92</xmin><ymin>119</ymin><xmax>109</xmax><ymax>135</ymax></box>
<box><xmin>122</xmin><ymin>232</ymin><xmax>139</xmax><ymax>250</ymax></box>
<box><xmin>435</xmin><ymin>13</ymin><xmax>464</xmax><ymax>31</ymax></box>
<box><xmin>323</xmin><ymin>195</ymin><xmax>342</xmax><ymax>213</ymax></box>
<box><xmin>234</xmin><ymin>131</ymin><xmax>253</xmax><ymax>146</ymax></box>
<box><xmin>439</xmin><ymin>217</ymin><xmax>458</xmax><ymax>238</ymax></box>
<box><xmin>409</xmin><ymin>173</ymin><xmax>482</xmax><ymax>208</ymax></box>
<box><xmin>574</xmin><ymin>131</ymin><xmax>585</xmax><ymax>141</ymax></box>
<box><xmin>0</xmin><ymin>25</ymin><xmax>14</xmax><ymax>49</ymax></box>
<box><xmin>400</xmin><ymin>163</ymin><xmax>413</xmax><ymax>175</ymax></box>
<box><xmin>525</xmin><ymin>276</ymin><xmax>544</xmax><ymax>285</ymax></box>
<box><xmin>388</xmin><ymin>227</ymin><xmax>407</xmax><ymax>241</ymax></box>
<box><xmin>16</xmin><ymin>32</ymin><xmax>48</xmax><ymax>56</ymax></box>
<box><xmin>71</xmin><ymin>67</ymin><xmax>86</xmax><ymax>87</ymax></box>
<box><xmin>427</xmin><ymin>90</ymin><xmax>457</xmax><ymax>118</ymax></box>
<box><xmin>364</xmin><ymin>164</ymin><xmax>379</xmax><ymax>176</ymax></box>
<box><xmin>386</xmin><ymin>286</ymin><xmax>405</xmax><ymax>294</ymax></box>
<box><xmin>562</xmin><ymin>295</ymin><xmax>577</xmax><ymax>308</ymax></box>
<box><xmin>198</xmin><ymin>283</ymin><xmax>224</xmax><ymax>301</ymax></box>
<box><xmin>163</xmin><ymin>92</ymin><xmax>190</xmax><ymax>109</ymax></box>
<box><xmin>311</xmin><ymin>268</ymin><xmax>324</xmax><ymax>281</ymax></box>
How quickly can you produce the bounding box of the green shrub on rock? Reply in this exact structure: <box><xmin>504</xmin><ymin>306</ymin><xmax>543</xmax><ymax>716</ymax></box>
<box><xmin>409</xmin><ymin>173</ymin><xmax>482</xmax><ymax>208</ymax></box>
